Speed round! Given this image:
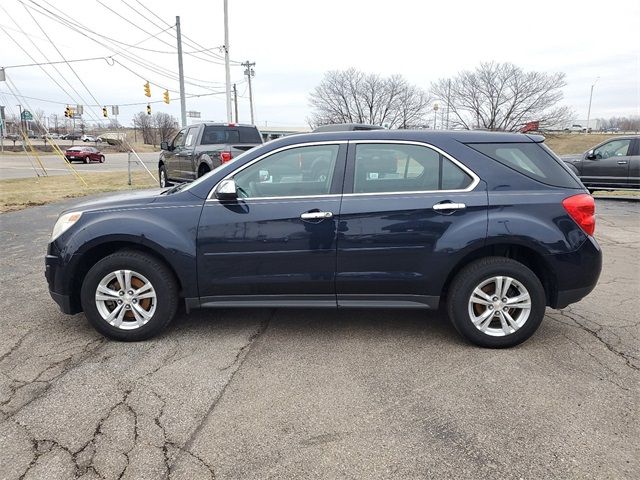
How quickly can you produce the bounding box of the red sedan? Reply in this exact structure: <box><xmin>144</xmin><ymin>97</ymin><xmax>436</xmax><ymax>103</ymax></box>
<box><xmin>65</xmin><ymin>146</ymin><xmax>105</xmax><ymax>164</ymax></box>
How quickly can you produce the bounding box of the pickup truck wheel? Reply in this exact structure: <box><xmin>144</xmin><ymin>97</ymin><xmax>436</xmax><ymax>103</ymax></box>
<box><xmin>446</xmin><ymin>257</ymin><xmax>545</xmax><ymax>348</ymax></box>
<box><xmin>80</xmin><ymin>250</ymin><xmax>179</xmax><ymax>341</ymax></box>
<box><xmin>198</xmin><ymin>164</ymin><xmax>210</xmax><ymax>178</ymax></box>
<box><xmin>159</xmin><ymin>165</ymin><xmax>172</xmax><ymax>187</ymax></box>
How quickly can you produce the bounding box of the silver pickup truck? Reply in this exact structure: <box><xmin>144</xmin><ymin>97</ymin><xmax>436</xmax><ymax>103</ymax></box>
<box><xmin>158</xmin><ymin>123</ymin><xmax>262</xmax><ymax>187</ymax></box>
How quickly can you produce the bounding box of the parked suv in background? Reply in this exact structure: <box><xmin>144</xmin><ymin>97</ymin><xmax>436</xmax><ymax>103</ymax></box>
<box><xmin>562</xmin><ymin>135</ymin><xmax>639</xmax><ymax>190</ymax></box>
<box><xmin>47</xmin><ymin>130</ymin><xmax>601</xmax><ymax>347</ymax></box>
<box><xmin>158</xmin><ymin>123</ymin><xmax>262</xmax><ymax>187</ymax></box>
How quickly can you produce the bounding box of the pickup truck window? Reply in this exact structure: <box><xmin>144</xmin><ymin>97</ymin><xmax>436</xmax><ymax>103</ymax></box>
<box><xmin>239</xmin><ymin>126</ymin><xmax>262</xmax><ymax>143</ymax></box>
<box><xmin>201</xmin><ymin>126</ymin><xmax>240</xmax><ymax>145</ymax></box>
<box><xmin>185</xmin><ymin>127</ymin><xmax>198</xmax><ymax>148</ymax></box>
<box><xmin>172</xmin><ymin>129</ymin><xmax>186</xmax><ymax>148</ymax></box>
<box><xmin>593</xmin><ymin>139</ymin><xmax>631</xmax><ymax>159</ymax></box>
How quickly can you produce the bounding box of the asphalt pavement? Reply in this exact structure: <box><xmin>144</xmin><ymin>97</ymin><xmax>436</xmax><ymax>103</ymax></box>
<box><xmin>0</xmin><ymin>152</ymin><xmax>158</xmax><ymax>179</ymax></box>
<box><xmin>0</xmin><ymin>198</ymin><xmax>638</xmax><ymax>479</ymax></box>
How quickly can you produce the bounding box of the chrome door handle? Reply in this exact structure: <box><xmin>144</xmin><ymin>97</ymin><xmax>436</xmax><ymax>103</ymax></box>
<box><xmin>433</xmin><ymin>202</ymin><xmax>466</xmax><ymax>211</ymax></box>
<box><xmin>300</xmin><ymin>211</ymin><xmax>333</xmax><ymax>220</ymax></box>
<box><xmin>617</xmin><ymin>161</ymin><xmax>628</xmax><ymax>164</ymax></box>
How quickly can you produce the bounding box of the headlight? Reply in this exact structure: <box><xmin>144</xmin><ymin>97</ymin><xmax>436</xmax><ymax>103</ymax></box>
<box><xmin>51</xmin><ymin>211</ymin><xmax>83</xmax><ymax>241</ymax></box>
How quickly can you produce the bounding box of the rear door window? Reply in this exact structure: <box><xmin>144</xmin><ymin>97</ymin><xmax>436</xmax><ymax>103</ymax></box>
<box><xmin>353</xmin><ymin>143</ymin><xmax>474</xmax><ymax>193</ymax></box>
<box><xmin>468</xmin><ymin>142</ymin><xmax>581</xmax><ymax>188</ymax></box>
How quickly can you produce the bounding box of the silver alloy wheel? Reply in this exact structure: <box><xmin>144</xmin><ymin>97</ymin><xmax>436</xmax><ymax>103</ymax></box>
<box><xmin>95</xmin><ymin>269</ymin><xmax>157</xmax><ymax>330</ymax></box>
<box><xmin>160</xmin><ymin>169</ymin><xmax>167</xmax><ymax>187</ymax></box>
<box><xmin>468</xmin><ymin>275</ymin><xmax>532</xmax><ymax>337</ymax></box>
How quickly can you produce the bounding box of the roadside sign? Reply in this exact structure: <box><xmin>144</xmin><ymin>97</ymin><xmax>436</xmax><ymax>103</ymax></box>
<box><xmin>112</xmin><ymin>105</ymin><xmax>119</xmax><ymax>116</ymax></box>
<box><xmin>187</xmin><ymin>111</ymin><xmax>201</xmax><ymax>118</ymax></box>
<box><xmin>21</xmin><ymin>110</ymin><xmax>33</xmax><ymax>120</ymax></box>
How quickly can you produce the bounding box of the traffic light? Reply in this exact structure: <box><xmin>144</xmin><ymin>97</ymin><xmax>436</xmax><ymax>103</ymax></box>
<box><xmin>64</xmin><ymin>106</ymin><xmax>69</xmax><ymax>118</ymax></box>
<box><xmin>146</xmin><ymin>104</ymin><xmax>151</xmax><ymax>115</ymax></box>
<box><xmin>64</xmin><ymin>106</ymin><xmax>74</xmax><ymax>118</ymax></box>
<box><xmin>163</xmin><ymin>90</ymin><xmax>170</xmax><ymax>104</ymax></box>
<box><xmin>102</xmin><ymin>106</ymin><xmax>108</xmax><ymax>118</ymax></box>
<box><xmin>144</xmin><ymin>81</ymin><xmax>151</xmax><ymax>97</ymax></box>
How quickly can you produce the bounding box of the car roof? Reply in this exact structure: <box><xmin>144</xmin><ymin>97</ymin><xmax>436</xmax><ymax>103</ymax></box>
<box><xmin>272</xmin><ymin>129</ymin><xmax>546</xmax><ymax>145</ymax></box>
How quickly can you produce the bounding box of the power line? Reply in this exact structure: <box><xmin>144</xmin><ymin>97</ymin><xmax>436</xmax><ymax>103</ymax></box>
<box><xmin>30</xmin><ymin>0</ymin><xmax>234</xmax><ymax>88</ymax></box>
<box><xmin>133</xmin><ymin>0</ymin><xmax>242</xmax><ymax>65</ymax></box>
<box><xmin>24</xmin><ymin>0</ymin><xmax>231</xmax><ymax>92</ymax></box>
<box><xmin>22</xmin><ymin>2</ymin><xmax>104</xmax><ymax>120</ymax></box>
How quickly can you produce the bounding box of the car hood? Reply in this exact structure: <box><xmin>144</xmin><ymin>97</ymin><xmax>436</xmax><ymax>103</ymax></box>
<box><xmin>64</xmin><ymin>188</ymin><xmax>164</xmax><ymax>214</ymax></box>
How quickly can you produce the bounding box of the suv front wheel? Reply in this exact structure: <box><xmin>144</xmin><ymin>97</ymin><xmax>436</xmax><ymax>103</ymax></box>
<box><xmin>80</xmin><ymin>250</ymin><xmax>179</xmax><ymax>341</ymax></box>
<box><xmin>447</xmin><ymin>257</ymin><xmax>546</xmax><ymax>348</ymax></box>
<box><xmin>159</xmin><ymin>164</ymin><xmax>171</xmax><ymax>188</ymax></box>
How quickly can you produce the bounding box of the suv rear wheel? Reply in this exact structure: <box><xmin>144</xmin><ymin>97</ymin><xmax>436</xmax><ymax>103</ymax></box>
<box><xmin>447</xmin><ymin>257</ymin><xmax>545</xmax><ymax>348</ymax></box>
<box><xmin>80</xmin><ymin>250</ymin><xmax>179</xmax><ymax>341</ymax></box>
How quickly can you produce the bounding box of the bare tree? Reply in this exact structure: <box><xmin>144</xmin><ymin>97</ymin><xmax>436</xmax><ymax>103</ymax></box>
<box><xmin>431</xmin><ymin>62</ymin><xmax>572</xmax><ymax>131</ymax></box>
<box><xmin>132</xmin><ymin>112</ymin><xmax>154</xmax><ymax>145</ymax></box>
<box><xmin>153</xmin><ymin>112</ymin><xmax>178</xmax><ymax>143</ymax></box>
<box><xmin>308</xmin><ymin>68</ymin><xmax>432</xmax><ymax>128</ymax></box>
<box><xmin>108</xmin><ymin>118</ymin><xmax>122</xmax><ymax>129</ymax></box>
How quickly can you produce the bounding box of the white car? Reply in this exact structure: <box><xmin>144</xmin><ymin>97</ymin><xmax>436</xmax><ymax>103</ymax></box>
<box><xmin>81</xmin><ymin>135</ymin><xmax>96</xmax><ymax>142</ymax></box>
<box><xmin>564</xmin><ymin>124</ymin><xmax>586</xmax><ymax>133</ymax></box>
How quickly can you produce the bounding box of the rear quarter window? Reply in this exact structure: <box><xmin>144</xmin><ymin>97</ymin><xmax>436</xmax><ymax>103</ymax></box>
<box><xmin>467</xmin><ymin>142</ymin><xmax>581</xmax><ymax>188</ymax></box>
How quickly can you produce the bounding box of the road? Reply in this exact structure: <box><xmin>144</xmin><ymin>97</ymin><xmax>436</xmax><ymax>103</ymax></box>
<box><xmin>0</xmin><ymin>198</ymin><xmax>638</xmax><ymax>479</ymax></box>
<box><xmin>0</xmin><ymin>152</ymin><xmax>158</xmax><ymax>180</ymax></box>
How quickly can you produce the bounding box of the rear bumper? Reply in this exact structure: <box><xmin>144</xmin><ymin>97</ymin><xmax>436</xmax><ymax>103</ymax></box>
<box><xmin>549</xmin><ymin>235</ymin><xmax>602</xmax><ymax>309</ymax></box>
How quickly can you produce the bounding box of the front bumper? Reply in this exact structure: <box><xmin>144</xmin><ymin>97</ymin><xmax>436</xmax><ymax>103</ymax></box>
<box><xmin>46</xmin><ymin>251</ymin><xmax>82</xmax><ymax>314</ymax></box>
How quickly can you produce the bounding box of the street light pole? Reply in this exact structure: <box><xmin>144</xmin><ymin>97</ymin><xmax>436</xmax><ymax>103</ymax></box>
<box><xmin>586</xmin><ymin>77</ymin><xmax>599</xmax><ymax>133</ymax></box>
<box><xmin>17</xmin><ymin>104</ymin><xmax>24</xmax><ymax>135</ymax></box>
<box><xmin>223</xmin><ymin>0</ymin><xmax>233</xmax><ymax>123</ymax></box>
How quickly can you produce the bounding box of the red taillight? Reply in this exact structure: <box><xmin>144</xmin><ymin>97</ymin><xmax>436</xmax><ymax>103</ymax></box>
<box><xmin>562</xmin><ymin>193</ymin><xmax>595</xmax><ymax>236</ymax></box>
<box><xmin>220</xmin><ymin>151</ymin><xmax>233</xmax><ymax>163</ymax></box>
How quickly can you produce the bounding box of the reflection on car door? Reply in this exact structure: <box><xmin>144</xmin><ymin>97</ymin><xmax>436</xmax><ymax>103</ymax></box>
<box><xmin>336</xmin><ymin>141</ymin><xmax>487</xmax><ymax>308</ymax></box>
<box><xmin>582</xmin><ymin>138</ymin><xmax>632</xmax><ymax>187</ymax></box>
<box><xmin>196</xmin><ymin>143</ymin><xmax>347</xmax><ymax>305</ymax></box>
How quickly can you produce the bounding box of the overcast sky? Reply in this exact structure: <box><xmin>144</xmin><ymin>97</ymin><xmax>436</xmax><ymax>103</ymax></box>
<box><xmin>1</xmin><ymin>0</ymin><xmax>639</xmax><ymax>128</ymax></box>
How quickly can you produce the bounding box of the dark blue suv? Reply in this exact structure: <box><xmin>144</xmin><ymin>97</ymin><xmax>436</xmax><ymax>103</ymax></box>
<box><xmin>46</xmin><ymin>130</ymin><xmax>601</xmax><ymax>347</ymax></box>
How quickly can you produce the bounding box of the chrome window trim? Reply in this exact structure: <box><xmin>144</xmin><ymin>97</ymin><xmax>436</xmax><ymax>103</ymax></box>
<box><xmin>206</xmin><ymin>139</ymin><xmax>480</xmax><ymax>201</ymax></box>
<box><xmin>207</xmin><ymin>141</ymin><xmax>348</xmax><ymax>201</ymax></box>
<box><xmin>346</xmin><ymin>139</ymin><xmax>479</xmax><ymax>196</ymax></box>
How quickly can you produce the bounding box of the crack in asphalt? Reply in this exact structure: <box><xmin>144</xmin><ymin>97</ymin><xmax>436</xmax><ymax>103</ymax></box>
<box><xmin>549</xmin><ymin>308</ymin><xmax>640</xmax><ymax>372</ymax></box>
<box><xmin>162</xmin><ymin>310</ymin><xmax>275</xmax><ymax>479</ymax></box>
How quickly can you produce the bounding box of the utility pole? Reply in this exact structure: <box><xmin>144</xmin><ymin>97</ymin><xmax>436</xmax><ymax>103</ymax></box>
<box><xmin>223</xmin><ymin>0</ymin><xmax>232</xmax><ymax>123</ymax></box>
<box><xmin>176</xmin><ymin>16</ymin><xmax>187</xmax><ymax>128</ymax></box>
<box><xmin>233</xmin><ymin>83</ymin><xmax>239</xmax><ymax>123</ymax></box>
<box><xmin>586</xmin><ymin>77</ymin><xmax>599</xmax><ymax>134</ymax></box>
<box><xmin>242</xmin><ymin>61</ymin><xmax>256</xmax><ymax>124</ymax></box>
<box><xmin>17</xmin><ymin>104</ymin><xmax>24</xmax><ymax>134</ymax></box>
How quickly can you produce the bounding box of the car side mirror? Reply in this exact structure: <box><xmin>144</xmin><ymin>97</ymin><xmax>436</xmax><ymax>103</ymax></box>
<box><xmin>585</xmin><ymin>150</ymin><xmax>596</xmax><ymax>160</ymax></box>
<box><xmin>215</xmin><ymin>179</ymin><xmax>238</xmax><ymax>200</ymax></box>
<box><xmin>160</xmin><ymin>141</ymin><xmax>169</xmax><ymax>150</ymax></box>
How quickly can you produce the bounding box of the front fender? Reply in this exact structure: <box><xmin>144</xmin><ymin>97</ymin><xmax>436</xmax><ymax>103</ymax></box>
<box><xmin>54</xmin><ymin>205</ymin><xmax>202</xmax><ymax>297</ymax></box>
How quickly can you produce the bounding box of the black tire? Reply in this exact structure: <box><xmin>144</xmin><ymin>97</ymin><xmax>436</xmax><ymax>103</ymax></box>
<box><xmin>198</xmin><ymin>164</ymin><xmax>210</xmax><ymax>178</ymax></box>
<box><xmin>99</xmin><ymin>155</ymin><xmax>105</xmax><ymax>163</ymax></box>
<box><xmin>159</xmin><ymin>164</ymin><xmax>172</xmax><ymax>187</ymax></box>
<box><xmin>83</xmin><ymin>157</ymin><xmax>88</xmax><ymax>164</ymax></box>
<box><xmin>446</xmin><ymin>257</ymin><xmax>546</xmax><ymax>348</ymax></box>
<box><xmin>80</xmin><ymin>250</ymin><xmax>179</xmax><ymax>341</ymax></box>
